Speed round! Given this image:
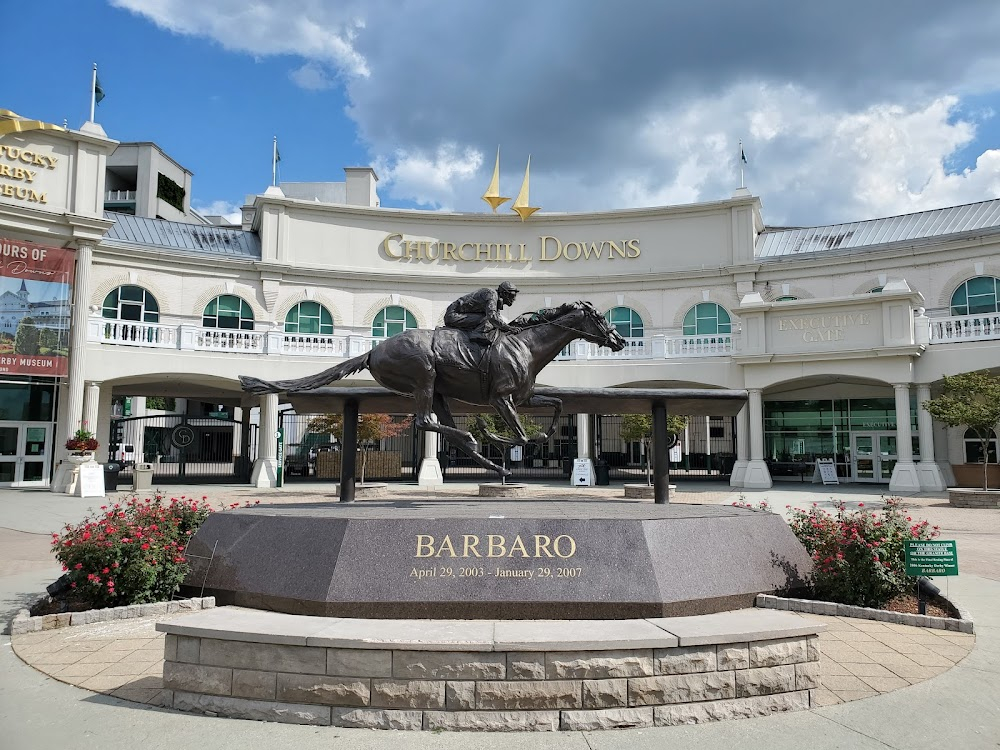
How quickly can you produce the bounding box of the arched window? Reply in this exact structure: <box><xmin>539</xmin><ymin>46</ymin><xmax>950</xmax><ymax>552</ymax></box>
<box><xmin>372</xmin><ymin>305</ymin><xmax>417</xmax><ymax>338</ymax></box>
<box><xmin>951</xmin><ymin>276</ymin><xmax>1000</xmax><ymax>316</ymax></box>
<box><xmin>285</xmin><ymin>301</ymin><xmax>334</xmax><ymax>335</ymax></box>
<box><xmin>682</xmin><ymin>303</ymin><xmax>732</xmax><ymax>336</ymax></box>
<box><xmin>964</xmin><ymin>428</ymin><xmax>998</xmax><ymax>464</ymax></box>
<box><xmin>203</xmin><ymin>295</ymin><xmax>254</xmax><ymax>330</ymax></box>
<box><xmin>102</xmin><ymin>285</ymin><xmax>159</xmax><ymax>322</ymax></box>
<box><xmin>604</xmin><ymin>306</ymin><xmax>644</xmax><ymax>338</ymax></box>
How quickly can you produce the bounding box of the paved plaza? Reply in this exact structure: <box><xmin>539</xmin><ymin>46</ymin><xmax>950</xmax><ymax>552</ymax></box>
<box><xmin>2</xmin><ymin>480</ymin><xmax>999</xmax><ymax>748</ymax></box>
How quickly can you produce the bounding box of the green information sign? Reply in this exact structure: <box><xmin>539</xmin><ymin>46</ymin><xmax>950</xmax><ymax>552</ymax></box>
<box><xmin>276</xmin><ymin>427</ymin><xmax>284</xmax><ymax>488</ymax></box>
<box><xmin>905</xmin><ymin>540</ymin><xmax>958</xmax><ymax>577</ymax></box>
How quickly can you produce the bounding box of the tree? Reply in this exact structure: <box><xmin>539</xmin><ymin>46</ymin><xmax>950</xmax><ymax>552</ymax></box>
<box><xmin>618</xmin><ymin>413</ymin><xmax>688</xmax><ymax>485</ymax></box>
<box><xmin>470</xmin><ymin>412</ymin><xmax>542</xmax><ymax>469</ymax></box>
<box><xmin>307</xmin><ymin>413</ymin><xmax>412</xmax><ymax>484</ymax></box>
<box><xmin>39</xmin><ymin>327</ymin><xmax>58</xmax><ymax>353</ymax></box>
<box><xmin>923</xmin><ymin>371</ymin><xmax>1000</xmax><ymax>490</ymax></box>
<box><xmin>14</xmin><ymin>317</ymin><xmax>40</xmax><ymax>355</ymax></box>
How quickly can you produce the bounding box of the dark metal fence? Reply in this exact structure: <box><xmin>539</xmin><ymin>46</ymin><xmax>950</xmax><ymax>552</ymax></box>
<box><xmin>597</xmin><ymin>414</ymin><xmax>737</xmax><ymax>481</ymax></box>
<box><xmin>109</xmin><ymin>415</ymin><xmax>257</xmax><ymax>484</ymax></box>
<box><xmin>274</xmin><ymin>411</ymin><xmax>738</xmax><ymax>484</ymax></box>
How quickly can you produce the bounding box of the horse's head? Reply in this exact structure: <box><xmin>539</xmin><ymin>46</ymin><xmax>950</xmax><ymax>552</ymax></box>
<box><xmin>574</xmin><ymin>301</ymin><xmax>627</xmax><ymax>351</ymax></box>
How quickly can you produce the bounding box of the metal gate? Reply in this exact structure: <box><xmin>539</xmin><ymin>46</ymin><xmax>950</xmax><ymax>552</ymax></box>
<box><xmin>597</xmin><ymin>414</ymin><xmax>737</xmax><ymax>481</ymax></box>
<box><xmin>277</xmin><ymin>412</ymin><xmax>578</xmax><ymax>483</ymax></box>
<box><xmin>278</xmin><ymin>412</ymin><xmax>420</xmax><ymax>482</ymax></box>
<box><xmin>109</xmin><ymin>415</ymin><xmax>257</xmax><ymax>484</ymax></box>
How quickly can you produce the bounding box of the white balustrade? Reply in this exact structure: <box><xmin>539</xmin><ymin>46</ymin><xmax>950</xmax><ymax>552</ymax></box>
<box><xmin>280</xmin><ymin>333</ymin><xmax>349</xmax><ymax>356</ymax></box>
<box><xmin>90</xmin><ymin>319</ymin><xmax>735</xmax><ymax>362</ymax></box>
<box><xmin>92</xmin><ymin>319</ymin><xmax>178</xmax><ymax>348</ymax></box>
<box><xmin>929</xmin><ymin>314</ymin><xmax>1000</xmax><ymax>343</ymax></box>
<box><xmin>105</xmin><ymin>189</ymin><xmax>136</xmax><ymax>202</ymax></box>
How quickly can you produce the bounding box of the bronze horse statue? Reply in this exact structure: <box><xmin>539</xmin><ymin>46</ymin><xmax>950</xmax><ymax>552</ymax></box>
<box><xmin>240</xmin><ymin>300</ymin><xmax>627</xmax><ymax>476</ymax></box>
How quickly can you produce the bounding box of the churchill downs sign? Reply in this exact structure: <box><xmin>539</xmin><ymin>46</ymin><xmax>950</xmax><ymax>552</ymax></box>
<box><xmin>382</xmin><ymin>233</ymin><xmax>641</xmax><ymax>263</ymax></box>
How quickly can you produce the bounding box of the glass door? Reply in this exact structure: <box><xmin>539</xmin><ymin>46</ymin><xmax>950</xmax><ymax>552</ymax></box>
<box><xmin>877</xmin><ymin>433</ymin><xmax>897</xmax><ymax>482</ymax></box>
<box><xmin>851</xmin><ymin>433</ymin><xmax>877</xmax><ymax>482</ymax></box>
<box><xmin>0</xmin><ymin>421</ymin><xmax>52</xmax><ymax>487</ymax></box>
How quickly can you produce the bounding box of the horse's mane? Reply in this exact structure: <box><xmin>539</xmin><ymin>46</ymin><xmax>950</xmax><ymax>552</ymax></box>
<box><xmin>513</xmin><ymin>301</ymin><xmax>590</xmax><ymax>328</ymax></box>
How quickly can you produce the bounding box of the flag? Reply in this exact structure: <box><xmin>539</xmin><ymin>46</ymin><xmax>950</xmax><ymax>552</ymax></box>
<box><xmin>94</xmin><ymin>77</ymin><xmax>105</xmax><ymax>105</ymax></box>
<box><xmin>275</xmin><ymin>144</ymin><xmax>281</xmax><ymax>163</ymax></box>
<box><xmin>740</xmin><ymin>146</ymin><xmax>748</xmax><ymax>165</ymax></box>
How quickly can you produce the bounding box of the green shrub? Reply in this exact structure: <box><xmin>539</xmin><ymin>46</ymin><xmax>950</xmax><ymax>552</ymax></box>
<box><xmin>786</xmin><ymin>497</ymin><xmax>939</xmax><ymax>608</ymax></box>
<box><xmin>50</xmin><ymin>493</ymin><xmax>254</xmax><ymax>608</ymax></box>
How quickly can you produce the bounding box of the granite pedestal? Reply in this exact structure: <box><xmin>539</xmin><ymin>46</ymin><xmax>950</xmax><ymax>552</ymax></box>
<box><xmin>183</xmin><ymin>500</ymin><xmax>812</xmax><ymax>619</ymax></box>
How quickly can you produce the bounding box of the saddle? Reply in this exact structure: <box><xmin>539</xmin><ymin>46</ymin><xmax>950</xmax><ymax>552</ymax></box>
<box><xmin>432</xmin><ymin>327</ymin><xmax>497</xmax><ymax>399</ymax></box>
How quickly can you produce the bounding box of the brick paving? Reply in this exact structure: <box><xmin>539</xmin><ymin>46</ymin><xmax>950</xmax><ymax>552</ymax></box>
<box><xmin>5</xmin><ymin>480</ymin><xmax>984</xmax><ymax>714</ymax></box>
<box><xmin>10</xmin><ymin>608</ymin><xmax>975</xmax><ymax>710</ymax></box>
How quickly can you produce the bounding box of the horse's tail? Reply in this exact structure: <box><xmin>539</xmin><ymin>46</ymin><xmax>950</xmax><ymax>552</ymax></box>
<box><xmin>239</xmin><ymin>352</ymin><xmax>371</xmax><ymax>395</ymax></box>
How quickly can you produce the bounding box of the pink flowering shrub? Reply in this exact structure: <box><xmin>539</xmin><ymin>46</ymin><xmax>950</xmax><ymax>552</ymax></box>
<box><xmin>51</xmin><ymin>493</ymin><xmax>257</xmax><ymax>608</ymax></box>
<box><xmin>786</xmin><ymin>497</ymin><xmax>939</xmax><ymax>608</ymax></box>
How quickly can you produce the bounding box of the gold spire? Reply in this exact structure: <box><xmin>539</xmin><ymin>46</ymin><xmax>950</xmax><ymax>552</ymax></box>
<box><xmin>511</xmin><ymin>156</ymin><xmax>540</xmax><ymax>221</ymax></box>
<box><xmin>481</xmin><ymin>146</ymin><xmax>511</xmax><ymax>212</ymax></box>
<box><xmin>0</xmin><ymin>109</ymin><xmax>64</xmax><ymax>137</ymax></box>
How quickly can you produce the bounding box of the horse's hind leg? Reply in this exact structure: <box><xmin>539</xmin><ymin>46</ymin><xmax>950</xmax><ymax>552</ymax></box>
<box><xmin>418</xmin><ymin>389</ymin><xmax>509</xmax><ymax>476</ymax></box>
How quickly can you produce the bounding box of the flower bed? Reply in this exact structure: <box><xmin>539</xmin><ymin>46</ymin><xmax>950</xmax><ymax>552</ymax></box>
<box><xmin>47</xmin><ymin>493</ymin><xmax>258</xmax><ymax>610</ymax></box>
<box><xmin>734</xmin><ymin>498</ymin><xmax>941</xmax><ymax>609</ymax></box>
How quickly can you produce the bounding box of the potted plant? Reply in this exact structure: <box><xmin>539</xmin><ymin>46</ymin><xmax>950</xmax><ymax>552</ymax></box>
<box><xmin>65</xmin><ymin>427</ymin><xmax>99</xmax><ymax>464</ymax></box>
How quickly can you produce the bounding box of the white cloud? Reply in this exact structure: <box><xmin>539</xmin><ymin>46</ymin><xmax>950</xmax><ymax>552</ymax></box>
<box><xmin>289</xmin><ymin>61</ymin><xmax>334</xmax><ymax>91</ymax></box>
<box><xmin>192</xmin><ymin>200</ymin><xmax>243</xmax><ymax>225</ymax></box>
<box><xmin>110</xmin><ymin>0</ymin><xmax>369</xmax><ymax>80</ymax></box>
<box><xmin>111</xmin><ymin>1</ymin><xmax>1000</xmax><ymax>224</ymax></box>
<box><xmin>374</xmin><ymin>144</ymin><xmax>483</xmax><ymax>210</ymax></box>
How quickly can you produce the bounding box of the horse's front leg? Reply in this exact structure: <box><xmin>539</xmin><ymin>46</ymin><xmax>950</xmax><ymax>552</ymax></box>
<box><xmin>524</xmin><ymin>393</ymin><xmax>562</xmax><ymax>442</ymax></box>
<box><xmin>488</xmin><ymin>395</ymin><xmax>531</xmax><ymax>445</ymax></box>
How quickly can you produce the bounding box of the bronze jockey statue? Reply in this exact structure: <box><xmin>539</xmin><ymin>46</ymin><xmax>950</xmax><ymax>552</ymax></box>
<box><xmin>443</xmin><ymin>281</ymin><xmax>520</xmax><ymax>345</ymax></box>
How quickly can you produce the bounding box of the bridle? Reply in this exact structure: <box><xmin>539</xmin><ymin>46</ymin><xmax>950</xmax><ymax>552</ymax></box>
<box><xmin>521</xmin><ymin>305</ymin><xmax>621</xmax><ymax>346</ymax></box>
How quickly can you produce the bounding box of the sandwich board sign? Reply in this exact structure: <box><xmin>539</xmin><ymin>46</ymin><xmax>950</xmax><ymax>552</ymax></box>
<box><xmin>813</xmin><ymin>458</ymin><xmax>839</xmax><ymax>485</ymax></box>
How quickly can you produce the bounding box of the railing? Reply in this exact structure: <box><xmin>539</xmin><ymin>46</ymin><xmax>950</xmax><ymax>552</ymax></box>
<box><xmin>929</xmin><ymin>314</ymin><xmax>1000</xmax><ymax>343</ymax></box>
<box><xmin>105</xmin><ymin>190</ymin><xmax>137</xmax><ymax>202</ymax></box>
<box><xmin>90</xmin><ymin>318</ymin><xmax>733</xmax><ymax>361</ymax></box>
<box><xmin>555</xmin><ymin>335</ymin><xmax>733</xmax><ymax>360</ymax></box>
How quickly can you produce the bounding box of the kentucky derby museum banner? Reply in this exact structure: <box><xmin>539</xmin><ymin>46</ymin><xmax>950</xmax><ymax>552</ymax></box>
<box><xmin>0</xmin><ymin>237</ymin><xmax>75</xmax><ymax>377</ymax></box>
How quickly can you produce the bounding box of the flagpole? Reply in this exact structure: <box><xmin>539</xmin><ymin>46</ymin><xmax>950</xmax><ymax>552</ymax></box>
<box><xmin>90</xmin><ymin>63</ymin><xmax>98</xmax><ymax>122</ymax></box>
<box><xmin>739</xmin><ymin>139</ymin><xmax>745</xmax><ymax>189</ymax></box>
<box><xmin>272</xmin><ymin>136</ymin><xmax>277</xmax><ymax>187</ymax></box>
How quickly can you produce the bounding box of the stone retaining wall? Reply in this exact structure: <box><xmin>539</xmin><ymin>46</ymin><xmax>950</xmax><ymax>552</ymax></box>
<box><xmin>10</xmin><ymin>597</ymin><xmax>215</xmax><ymax>635</ymax></box>
<box><xmin>755</xmin><ymin>593</ymin><xmax>975</xmax><ymax>634</ymax></box>
<box><xmin>948</xmin><ymin>489</ymin><xmax>1000</xmax><ymax>509</ymax></box>
<box><xmin>158</xmin><ymin>608</ymin><xmax>823</xmax><ymax>731</ymax></box>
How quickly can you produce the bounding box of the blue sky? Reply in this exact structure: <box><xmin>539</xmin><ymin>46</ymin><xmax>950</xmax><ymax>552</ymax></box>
<box><xmin>7</xmin><ymin>1</ymin><xmax>1000</xmax><ymax>226</ymax></box>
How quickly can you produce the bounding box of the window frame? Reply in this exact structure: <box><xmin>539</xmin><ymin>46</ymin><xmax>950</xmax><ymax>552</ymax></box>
<box><xmin>604</xmin><ymin>306</ymin><xmax>644</xmax><ymax>339</ymax></box>
<box><xmin>203</xmin><ymin>294</ymin><xmax>255</xmax><ymax>331</ymax></box>
<box><xmin>372</xmin><ymin>305</ymin><xmax>418</xmax><ymax>339</ymax></box>
<box><xmin>682</xmin><ymin>302</ymin><xmax>732</xmax><ymax>336</ymax></box>
<box><xmin>101</xmin><ymin>285</ymin><xmax>160</xmax><ymax>323</ymax></box>
<box><xmin>285</xmin><ymin>301</ymin><xmax>334</xmax><ymax>335</ymax></box>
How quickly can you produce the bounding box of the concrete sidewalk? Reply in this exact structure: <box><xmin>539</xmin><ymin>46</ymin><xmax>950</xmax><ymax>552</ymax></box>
<box><xmin>2</xmin><ymin>480</ymin><xmax>999</xmax><ymax>749</ymax></box>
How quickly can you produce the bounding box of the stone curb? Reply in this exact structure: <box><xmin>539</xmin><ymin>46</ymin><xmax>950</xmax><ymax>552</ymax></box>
<box><xmin>754</xmin><ymin>594</ymin><xmax>974</xmax><ymax>634</ymax></box>
<box><xmin>9</xmin><ymin>596</ymin><xmax>215</xmax><ymax>635</ymax></box>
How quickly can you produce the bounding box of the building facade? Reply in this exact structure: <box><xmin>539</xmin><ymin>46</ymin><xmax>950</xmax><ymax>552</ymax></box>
<box><xmin>3</xmin><ymin>107</ymin><xmax>1000</xmax><ymax>491</ymax></box>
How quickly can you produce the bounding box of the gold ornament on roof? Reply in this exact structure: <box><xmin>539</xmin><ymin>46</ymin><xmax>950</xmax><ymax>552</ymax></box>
<box><xmin>511</xmin><ymin>156</ymin><xmax>540</xmax><ymax>221</ymax></box>
<box><xmin>0</xmin><ymin>109</ymin><xmax>65</xmax><ymax>137</ymax></box>
<box><xmin>481</xmin><ymin>146</ymin><xmax>511</xmax><ymax>212</ymax></box>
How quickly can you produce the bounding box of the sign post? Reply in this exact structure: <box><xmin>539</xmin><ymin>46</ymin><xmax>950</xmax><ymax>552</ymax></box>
<box><xmin>905</xmin><ymin>540</ymin><xmax>958</xmax><ymax>615</ymax></box>
<box><xmin>276</xmin><ymin>428</ymin><xmax>284</xmax><ymax>488</ymax></box>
